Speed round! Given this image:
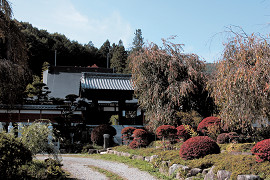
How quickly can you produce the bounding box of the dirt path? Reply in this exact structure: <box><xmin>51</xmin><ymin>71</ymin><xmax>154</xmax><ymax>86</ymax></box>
<box><xmin>36</xmin><ymin>155</ymin><xmax>157</xmax><ymax>180</ymax></box>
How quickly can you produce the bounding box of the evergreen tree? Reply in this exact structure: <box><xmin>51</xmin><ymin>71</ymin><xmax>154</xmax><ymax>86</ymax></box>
<box><xmin>25</xmin><ymin>75</ymin><xmax>51</xmax><ymax>104</ymax></box>
<box><xmin>19</xmin><ymin>22</ymin><xmax>102</xmax><ymax>74</ymax></box>
<box><xmin>125</xmin><ymin>29</ymin><xmax>145</xmax><ymax>73</ymax></box>
<box><xmin>110</xmin><ymin>40</ymin><xmax>127</xmax><ymax>73</ymax></box>
<box><xmin>132</xmin><ymin>29</ymin><xmax>144</xmax><ymax>52</ymax></box>
<box><xmin>0</xmin><ymin>1</ymin><xmax>31</xmax><ymax>105</ymax></box>
<box><xmin>98</xmin><ymin>39</ymin><xmax>111</xmax><ymax>68</ymax></box>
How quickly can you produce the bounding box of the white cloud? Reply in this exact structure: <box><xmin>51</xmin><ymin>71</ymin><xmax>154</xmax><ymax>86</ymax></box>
<box><xmin>10</xmin><ymin>0</ymin><xmax>133</xmax><ymax>48</ymax></box>
<box><xmin>50</xmin><ymin>1</ymin><xmax>133</xmax><ymax>48</ymax></box>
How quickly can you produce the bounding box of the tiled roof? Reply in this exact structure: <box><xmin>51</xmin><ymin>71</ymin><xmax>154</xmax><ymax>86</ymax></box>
<box><xmin>0</xmin><ymin>104</ymin><xmax>84</xmax><ymax>110</ymax></box>
<box><xmin>81</xmin><ymin>72</ymin><xmax>134</xmax><ymax>91</ymax></box>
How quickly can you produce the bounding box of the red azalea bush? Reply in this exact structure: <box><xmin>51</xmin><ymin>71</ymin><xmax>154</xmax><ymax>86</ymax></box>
<box><xmin>176</xmin><ymin>125</ymin><xmax>191</xmax><ymax>141</ymax></box>
<box><xmin>132</xmin><ymin>129</ymin><xmax>149</xmax><ymax>148</ymax></box>
<box><xmin>133</xmin><ymin>129</ymin><xmax>148</xmax><ymax>138</ymax></box>
<box><xmin>91</xmin><ymin>124</ymin><xmax>117</xmax><ymax>146</ymax></box>
<box><xmin>251</xmin><ymin>139</ymin><xmax>270</xmax><ymax>162</ymax></box>
<box><xmin>121</xmin><ymin>127</ymin><xmax>136</xmax><ymax>145</ymax></box>
<box><xmin>156</xmin><ymin>125</ymin><xmax>177</xmax><ymax>140</ymax></box>
<box><xmin>179</xmin><ymin>136</ymin><xmax>220</xmax><ymax>160</ymax></box>
<box><xmin>129</xmin><ymin>140</ymin><xmax>139</xmax><ymax>149</ymax></box>
<box><xmin>197</xmin><ymin>116</ymin><xmax>221</xmax><ymax>134</ymax></box>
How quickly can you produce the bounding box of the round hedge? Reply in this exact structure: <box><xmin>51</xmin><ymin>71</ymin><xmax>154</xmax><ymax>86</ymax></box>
<box><xmin>121</xmin><ymin>127</ymin><xmax>136</xmax><ymax>145</ymax></box>
<box><xmin>197</xmin><ymin>116</ymin><xmax>221</xmax><ymax>134</ymax></box>
<box><xmin>133</xmin><ymin>129</ymin><xmax>148</xmax><ymax>138</ymax></box>
<box><xmin>121</xmin><ymin>126</ymin><xmax>136</xmax><ymax>135</ymax></box>
<box><xmin>129</xmin><ymin>140</ymin><xmax>139</xmax><ymax>149</ymax></box>
<box><xmin>156</xmin><ymin>125</ymin><xmax>177</xmax><ymax>140</ymax></box>
<box><xmin>251</xmin><ymin>139</ymin><xmax>270</xmax><ymax>162</ymax></box>
<box><xmin>179</xmin><ymin>136</ymin><xmax>220</xmax><ymax>160</ymax></box>
<box><xmin>176</xmin><ymin>125</ymin><xmax>191</xmax><ymax>141</ymax></box>
<box><xmin>91</xmin><ymin>124</ymin><xmax>117</xmax><ymax>146</ymax></box>
<box><xmin>217</xmin><ymin>132</ymin><xmax>239</xmax><ymax>144</ymax></box>
<box><xmin>132</xmin><ymin>129</ymin><xmax>149</xmax><ymax>147</ymax></box>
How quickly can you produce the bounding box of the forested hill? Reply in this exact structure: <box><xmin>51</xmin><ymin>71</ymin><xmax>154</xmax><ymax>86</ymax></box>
<box><xmin>19</xmin><ymin>22</ymin><xmax>127</xmax><ymax>75</ymax></box>
<box><xmin>18</xmin><ymin>21</ymin><xmax>217</xmax><ymax>76</ymax></box>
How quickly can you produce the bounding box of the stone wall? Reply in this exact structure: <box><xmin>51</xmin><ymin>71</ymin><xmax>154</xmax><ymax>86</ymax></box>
<box><xmin>106</xmin><ymin>149</ymin><xmax>262</xmax><ymax>180</ymax></box>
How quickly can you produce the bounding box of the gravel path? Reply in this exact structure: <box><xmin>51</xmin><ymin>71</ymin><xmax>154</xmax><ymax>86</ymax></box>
<box><xmin>36</xmin><ymin>155</ymin><xmax>157</xmax><ymax>180</ymax></box>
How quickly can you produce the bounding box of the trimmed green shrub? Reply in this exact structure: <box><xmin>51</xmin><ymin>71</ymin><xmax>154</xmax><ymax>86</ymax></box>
<box><xmin>0</xmin><ymin>132</ymin><xmax>32</xmax><ymax>178</ymax></box>
<box><xmin>251</xmin><ymin>139</ymin><xmax>270</xmax><ymax>162</ymax></box>
<box><xmin>45</xmin><ymin>158</ymin><xmax>65</xmax><ymax>179</ymax></box>
<box><xmin>19</xmin><ymin>159</ymin><xmax>66</xmax><ymax>179</ymax></box>
<box><xmin>179</xmin><ymin>136</ymin><xmax>220</xmax><ymax>160</ymax></box>
<box><xmin>19</xmin><ymin>122</ymin><xmax>58</xmax><ymax>156</ymax></box>
<box><xmin>91</xmin><ymin>124</ymin><xmax>117</xmax><ymax>146</ymax></box>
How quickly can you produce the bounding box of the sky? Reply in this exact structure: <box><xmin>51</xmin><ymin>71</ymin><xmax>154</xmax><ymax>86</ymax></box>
<box><xmin>8</xmin><ymin>0</ymin><xmax>270</xmax><ymax>63</ymax></box>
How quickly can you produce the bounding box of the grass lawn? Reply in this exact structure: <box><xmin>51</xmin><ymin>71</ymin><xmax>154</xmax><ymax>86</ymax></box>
<box><xmin>109</xmin><ymin>142</ymin><xmax>270</xmax><ymax>180</ymax></box>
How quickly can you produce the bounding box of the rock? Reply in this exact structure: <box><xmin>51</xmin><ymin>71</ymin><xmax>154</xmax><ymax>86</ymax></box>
<box><xmin>108</xmin><ymin>150</ymin><xmax>114</xmax><ymax>154</ymax></box>
<box><xmin>204</xmin><ymin>166</ymin><xmax>217</xmax><ymax>180</ymax></box>
<box><xmin>132</xmin><ymin>155</ymin><xmax>144</xmax><ymax>161</ymax></box>
<box><xmin>113</xmin><ymin>150</ymin><xmax>118</xmax><ymax>155</ymax></box>
<box><xmin>180</xmin><ymin>165</ymin><xmax>190</xmax><ymax>172</ymax></box>
<box><xmin>98</xmin><ymin>149</ymin><xmax>107</xmax><ymax>153</ymax></box>
<box><xmin>122</xmin><ymin>152</ymin><xmax>131</xmax><ymax>157</ymax></box>
<box><xmin>229</xmin><ymin>151</ymin><xmax>242</xmax><ymax>155</ymax></box>
<box><xmin>202</xmin><ymin>168</ymin><xmax>210</xmax><ymax>175</ymax></box>
<box><xmin>169</xmin><ymin>164</ymin><xmax>182</xmax><ymax>177</ymax></box>
<box><xmin>217</xmin><ymin>170</ymin><xmax>232</xmax><ymax>180</ymax></box>
<box><xmin>88</xmin><ymin>149</ymin><xmax>97</xmax><ymax>154</ymax></box>
<box><xmin>237</xmin><ymin>175</ymin><xmax>261</xmax><ymax>180</ymax></box>
<box><xmin>189</xmin><ymin>168</ymin><xmax>202</xmax><ymax>176</ymax></box>
<box><xmin>145</xmin><ymin>156</ymin><xmax>151</xmax><ymax>162</ymax></box>
<box><xmin>150</xmin><ymin>155</ymin><xmax>159</xmax><ymax>162</ymax></box>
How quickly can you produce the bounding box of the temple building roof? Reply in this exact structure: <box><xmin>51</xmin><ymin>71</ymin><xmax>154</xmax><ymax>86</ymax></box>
<box><xmin>80</xmin><ymin>72</ymin><xmax>134</xmax><ymax>91</ymax></box>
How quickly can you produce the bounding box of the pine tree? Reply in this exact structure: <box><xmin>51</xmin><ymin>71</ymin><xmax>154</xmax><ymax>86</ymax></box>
<box><xmin>98</xmin><ymin>40</ymin><xmax>111</xmax><ymax>68</ymax></box>
<box><xmin>110</xmin><ymin>40</ymin><xmax>127</xmax><ymax>73</ymax></box>
<box><xmin>132</xmin><ymin>29</ymin><xmax>144</xmax><ymax>52</ymax></box>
